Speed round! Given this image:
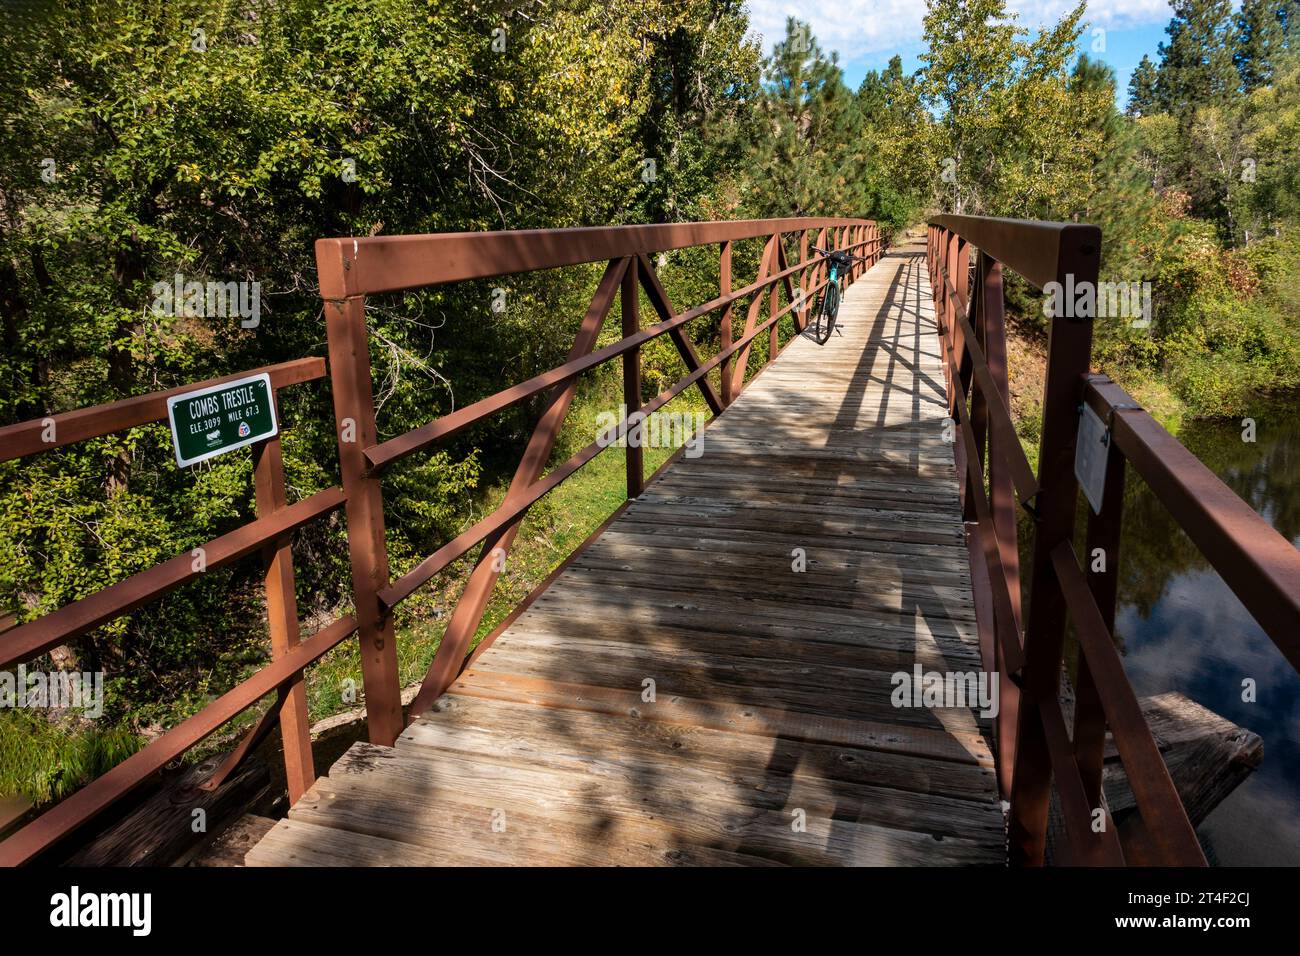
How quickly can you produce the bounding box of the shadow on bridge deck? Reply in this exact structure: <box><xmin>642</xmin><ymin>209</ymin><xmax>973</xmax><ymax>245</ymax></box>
<box><xmin>246</xmin><ymin>244</ymin><xmax>1008</xmax><ymax>867</ymax></box>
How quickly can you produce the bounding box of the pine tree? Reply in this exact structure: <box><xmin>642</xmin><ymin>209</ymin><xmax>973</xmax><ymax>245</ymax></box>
<box><xmin>1155</xmin><ymin>0</ymin><xmax>1240</xmax><ymax>112</ymax></box>
<box><xmin>1127</xmin><ymin>54</ymin><xmax>1160</xmax><ymax>115</ymax></box>
<box><xmin>1235</xmin><ymin>0</ymin><xmax>1287</xmax><ymax>91</ymax></box>
<box><xmin>744</xmin><ymin>18</ymin><xmax>865</xmax><ymax>217</ymax></box>
<box><xmin>857</xmin><ymin>55</ymin><xmax>908</xmax><ymax>124</ymax></box>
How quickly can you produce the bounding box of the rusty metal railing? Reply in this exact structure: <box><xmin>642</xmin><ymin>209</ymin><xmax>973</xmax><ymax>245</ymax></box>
<box><xmin>317</xmin><ymin>218</ymin><xmax>884</xmax><ymax>732</ymax></box>
<box><xmin>0</xmin><ymin>360</ymin><xmax>347</xmax><ymax>866</ymax></box>
<box><xmin>928</xmin><ymin>214</ymin><xmax>1300</xmax><ymax>866</ymax></box>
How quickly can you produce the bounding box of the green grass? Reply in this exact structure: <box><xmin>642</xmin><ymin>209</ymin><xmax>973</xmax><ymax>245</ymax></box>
<box><xmin>0</xmin><ymin>709</ymin><xmax>141</xmax><ymax>804</ymax></box>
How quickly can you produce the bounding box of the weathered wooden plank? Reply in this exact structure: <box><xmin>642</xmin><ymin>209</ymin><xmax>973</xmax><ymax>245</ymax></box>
<box><xmin>589</xmin><ymin>525</ymin><xmax>971</xmax><ymax>571</ymax></box>
<box><xmin>606</xmin><ymin>517</ymin><xmax>969</xmax><ymax>561</ymax></box>
<box><xmin>246</xmin><ymin>817</ymin><xmax>451</xmax><ymax>867</ymax></box>
<box><xmin>520</xmin><ymin>589</ymin><xmax>980</xmax><ymax>658</ymax></box>
<box><xmin>591</xmin><ymin>528</ymin><xmax>969</xmax><ymax>577</ymax></box>
<box><xmin>448</xmin><ymin>669</ymin><xmax>993</xmax><ymax>766</ymax></box>
<box><xmin>469</xmin><ymin>642</ymin><xmax>989</xmax><ymax>732</ymax></box>
<box><xmin>413</xmin><ymin>693</ymin><xmax>998</xmax><ymax>804</ymax></box>
<box><xmin>643</xmin><ymin>481</ymin><xmax>959</xmax><ymax>514</ymax></box>
<box><xmin>554</xmin><ymin>564</ymin><xmax>976</xmax><ymax>620</ymax></box>
<box><xmin>501</xmin><ymin>613</ymin><xmax>981</xmax><ymax>672</ymax></box>
<box><xmin>66</xmin><ymin>753</ymin><xmax>269</xmax><ymax>867</ymax></box>
<box><xmin>530</xmin><ymin>578</ymin><xmax>978</xmax><ymax>640</ymax></box>
<box><xmin>323</xmin><ymin>741</ymin><xmax>1000</xmax><ymax>866</ymax></box>
<box><xmin>580</xmin><ymin>534</ymin><xmax>974</xmax><ymax>587</ymax></box>
<box><xmin>1104</xmin><ymin>692</ymin><xmax>1264</xmax><ymax>826</ymax></box>
<box><xmin>291</xmin><ymin>770</ymin><xmax>778</xmax><ymax>866</ymax></box>
<box><xmin>390</xmin><ymin>725</ymin><xmax>1004</xmax><ymax>846</ymax></box>
<box><xmin>634</xmin><ymin>492</ymin><xmax>966</xmax><ymax>527</ymax></box>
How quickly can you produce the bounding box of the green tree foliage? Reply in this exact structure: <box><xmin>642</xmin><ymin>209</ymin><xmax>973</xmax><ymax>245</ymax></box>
<box><xmin>1235</xmin><ymin>0</ymin><xmax>1293</xmax><ymax>91</ymax></box>
<box><xmin>917</xmin><ymin>0</ymin><xmax>1108</xmax><ymax>217</ymax></box>
<box><xmin>1249</xmin><ymin>60</ymin><xmax>1300</xmax><ymax>226</ymax></box>
<box><xmin>0</xmin><ymin>0</ymin><xmax>765</xmax><ymax>736</ymax></box>
<box><xmin>631</xmin><ymin>0</ymin><xmax>760</xmax><ymax>223</ymax></box>
<box><xmin>857</xmin><ymin>57</ymin><xmax>932</xmax><ymax>230</ymax></box>
<box><xmin>1128</xmin><ymin>54</ymin><xmax>1160</xmax><ymax>116</ymax></box>
<box><xmin>1101</xmin><ymin>10</ymin><xmax>1300</xmax><ymax>417</ymax></box>
<box><xmin>1155</xmin><ymin>0</ymin><xmax>1241</xmax><ymax>112</ymax></box>
<box><xmin>739</xmin><ymin>19</ymin><xmax>866</xmax><ymax>217</ymax></box>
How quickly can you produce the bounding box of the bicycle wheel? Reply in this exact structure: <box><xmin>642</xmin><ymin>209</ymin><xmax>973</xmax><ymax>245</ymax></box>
<box><xmin>824</xmin><ymin>281</ymin><xmax>841</xmax><ymax>337</ymax></box>
<box><xmin>811</xmin><ymin>282</ymin><xmax>838</xmax><ymax>345</ymax></box>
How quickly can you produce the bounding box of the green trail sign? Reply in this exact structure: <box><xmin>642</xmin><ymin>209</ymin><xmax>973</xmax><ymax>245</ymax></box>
<box><xmin>166</xmin><ymin>372</ymin><xmax>278</xmax><ymax>467</ymax></box>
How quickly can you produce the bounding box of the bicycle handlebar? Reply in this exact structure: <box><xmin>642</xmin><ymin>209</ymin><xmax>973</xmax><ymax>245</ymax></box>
<box><xmin>809</xmin><ymin>246</ymin><xmax>870</xmax><ymax>263</ymax></box>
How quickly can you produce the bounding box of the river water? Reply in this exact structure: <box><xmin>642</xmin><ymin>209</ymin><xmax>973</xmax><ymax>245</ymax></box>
<box><xmin>1108</xmin><ymin>399</ymin><xmax>1300</xmax><ymax>865</ymax></box>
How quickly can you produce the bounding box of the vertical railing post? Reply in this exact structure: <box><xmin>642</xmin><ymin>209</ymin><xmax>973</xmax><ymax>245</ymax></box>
<box><xmin>1008</xmin><ymin>225</ymin><xmax>1102</xmax><ymax>865</ymax></box>
<box><xmin>938</xmin><ymin>228</ymin><xmax>952</xmax><ymax>403</ymax></box>
<box><xmin>939</xmin><ymin>227</ymin><xmax>949</xmax><ymax>332</ymax></box>
<box><xmin>927</xmin><ymin>225</ymin><xmax>933</xmax><ymax>283</ymax></box>
<box><xmin>251</xmin><ymin>405</ymin><xmax>315</xmax><ymax>803</ymax></box>
<box><xmin>980</xmin><ymin>254</ymin><xmax>1024</xmax><ymax>798</ymax></box>
<box><xmin>1075</xmin><ymin>373</ymin><xmax>1128</xmax><ymax>807</ymax></box>
<box><xmin>813</xmin><ymin>227</ymin><xmax>827</xmax><ymax>307</ymax></box>
<box><xmin>622</xmin><ymin>256</ymin><xmax>644</xmax><ymax>499</ymax></box>
<box><xmin>797</xmin><ymin>231</ymin><xmax>809</xmax><ymax>331</ymax></box>
<box><xmin>930</xmin><ymin>225</ymin><xmax>937</xmax><ymax>286</ymax></box>
<box><xmin>730</xmin><ymin>234</ymin><xmax>777</xmax><ymax>399</ymax></box>
<box><xmin>323</xmin><ymin>294</ymin><xmax>404</xmax><ymax>746</ymax></box>
<box><xmin>767</xmin><ymin>234</ymin><xmax>779</xmax><ymax>365</ymax></box>
<box><xmin>950</xmin><ymin>236</ymin><xmax>971</xmax><ymax>512</ymax></box>
<box><xmin>719</xmin><ymin>240</ymin><xmax>733</xmax><ymax>407</ymax></box>
<box><xmin>968</xmin><ymin>252</ymin><xmax>990</xmax><ymax>468</ymax></box>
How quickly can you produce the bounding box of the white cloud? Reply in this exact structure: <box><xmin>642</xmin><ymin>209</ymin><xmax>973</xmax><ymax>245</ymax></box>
<box><xmin>745</xmin><ymin>0</ymin><xmax>925</xmax><ymax>63</ymax></box>
<box><xmin>1010</xmin><ymin>0</ymin><xmax>1174</xmax><ymax>30</ymax></box>
<box><xmin>744</xmin><ymin>0</ymin><xmax>1173</xmax><ymax>62</ymax></box>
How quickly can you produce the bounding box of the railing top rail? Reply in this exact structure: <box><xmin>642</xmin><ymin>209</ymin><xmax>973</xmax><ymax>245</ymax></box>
<box><xmin>1084</xmin><ymin>375</ymin><xmax>1300</xmax><ymax>665</ymax></box>
<box><xmin>316</xmin><ymin>217</ymin><xmax>875</xmax><ymax>297</ymax></box>
<box><xmin>929</xmin><ymin>214</ymin><xmax>1100</xmax><ymax>289</ymax></box>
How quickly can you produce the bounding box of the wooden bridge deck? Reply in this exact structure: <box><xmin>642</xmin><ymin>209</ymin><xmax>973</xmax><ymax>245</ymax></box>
<box><xmin>246</xmin><ymin>245</ymin><xmax>1007</xmax><ymax>867</ymax></box>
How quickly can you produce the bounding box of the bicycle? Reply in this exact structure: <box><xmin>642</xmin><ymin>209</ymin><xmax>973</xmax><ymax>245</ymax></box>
<box><xmin>805</xmin><ymin>246</ymin><xmax>869</xmax><ymax>345</ymax></box>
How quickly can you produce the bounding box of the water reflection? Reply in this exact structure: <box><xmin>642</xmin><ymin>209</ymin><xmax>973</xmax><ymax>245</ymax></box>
<box><xmin>1112</xmin><ymin>401</ymin><xmax>1300</xmax><ymax>866</ymax></box>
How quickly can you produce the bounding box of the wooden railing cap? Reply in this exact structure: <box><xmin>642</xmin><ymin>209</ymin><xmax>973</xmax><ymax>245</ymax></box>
<box><xmin>929</xmin><ymin>214</ymin><xmax>1100</xmax><ymax>289</ymax></box>
<box><xmin>316</xmin><ymin>217</ymin><xmax>877</xmax><ymax>298</ymax></box>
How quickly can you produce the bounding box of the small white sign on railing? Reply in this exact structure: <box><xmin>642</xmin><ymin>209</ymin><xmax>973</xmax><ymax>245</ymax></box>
<box><xmin>1075</xmin><ymin>403</ymin><xmax>1109</xmax><ymax>514</ymax></box>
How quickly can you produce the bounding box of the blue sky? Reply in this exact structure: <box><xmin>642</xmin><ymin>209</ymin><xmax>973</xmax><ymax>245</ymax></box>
<box><xmin>745</xmin><ymin>0</ymin><xmax>1178</xmax><ymax>106</ymax></box>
